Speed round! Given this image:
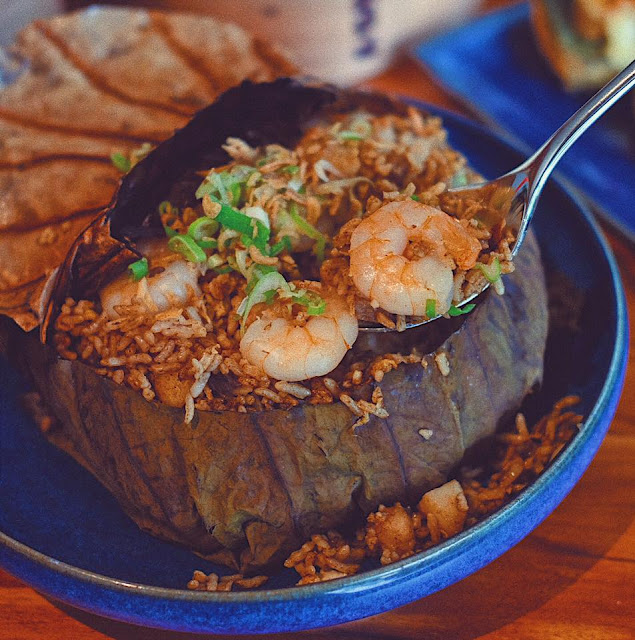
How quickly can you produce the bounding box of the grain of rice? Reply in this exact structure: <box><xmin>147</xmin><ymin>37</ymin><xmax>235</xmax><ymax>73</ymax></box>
<box><xmin>103</xmin><ymin>357</ymin><xmax>125</xmax><ymax>367</ymax></box>
<box><xmin>275</xmin><ymin>381</ymin><xmax>312</xmax><ymax>399</ymax></box>
<box><xmin>286</xmin><ymin>397</ymin><xmax>581</xmax><ymax>585</ymax></box>
<box><xmin>255</xmin><ymin>387</ymin><xmax>284</xmax><ymax>403</ymax></box>
<box><xmin>190</xmin><ymin>372</ymin><xmax>212</xmax><ymax>399</ymax></box>
<box><xmin>357</xmin><ymin>399</ymin><xmax>389</xmax><ymax>418</ymax></box>
<box><xmin>184</xmin><ymin>394</ymin><xmax>195</xmax><ymax>424</ymax></box>
<box><xmin>323</xmin><ymin>377</ymin><xmax>340</xmax><ymax>396</ymax></box>
<box><xmin>339</xmin><ymin>393</ymin><xmax>364</xmax><ymax>417</ymax></box>
<box><xmin>434</xmin><ymin>352</ymin><xmax>450</xmax><ymax>377</ymax></box>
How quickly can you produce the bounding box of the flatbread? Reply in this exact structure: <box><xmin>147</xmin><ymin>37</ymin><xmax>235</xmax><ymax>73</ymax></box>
<box><xmin>0</xmin><ymin>6</ymin><xmax>295</xmax><ymax>331</ymax></box>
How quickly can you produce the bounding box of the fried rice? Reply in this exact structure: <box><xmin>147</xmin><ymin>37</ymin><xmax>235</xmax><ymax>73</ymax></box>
<box><xmin>186</xmin><ymin>395</ymin><xmax>582</xmax><ymax>590</ymax></box>
<box><xmin>53</xmin><ymin>107</ymin><xmax>516</xmax><ymax>422</ymax></box>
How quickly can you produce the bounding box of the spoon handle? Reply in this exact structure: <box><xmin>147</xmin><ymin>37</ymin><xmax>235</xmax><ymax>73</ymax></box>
<box><xmin>524</xmin><ymin>59</ymin><xmax>635</xmax><ymax>202</ymax></box>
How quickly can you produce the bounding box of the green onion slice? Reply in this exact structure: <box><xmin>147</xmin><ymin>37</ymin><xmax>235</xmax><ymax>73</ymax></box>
<box><xmin>111</xmin><ymin>152</ymin><xmax>131</xmax><ymax>173</ymax></box>
<box><xmin>270</xmin><ymin>236</ymin><xmax>292</xmax><ymax>256</ymax></box>
<box><xmin>280</xmin><ymin>165</ymin><xmax>300</xmax><ymax>174</ymax></box>
<box><xmin>213</xmin><ymin>265</ymin><xmax>234</xmax><ymax>275</ymax></box>
<box><xmin>411</xmin><ymin>194</ymin><xmax>421</xmax><ymax>202</ymax></box>
<box><xmin>187</xmin><ymin>217</ymin><xmax>219</xmax><ymax>249</ymax></box>
<box><xmin>475</xmin><ymin>257</ymin><xmax>505</xmax><ymax>295</ymax></box>
<box><xmin>196</xmin><ymin>166</ymin><xmax>253</xmax><ymax>204</ymax></box>
<box><xmin>238</xmin><ymin>271</ymin><xmax>291</xmax><ymax>322</ymax></box>
<box><xmin>230</xmin><ymin>182</ymin><xmax>242</xmax><ymax>207</ymax></box>
<box><xmin>289</xmin><ymin>202</ymin><xmax>327</xmax><ymax>262</ymax></box>
<box><xmin>163</xmin><ymin>225</ymin><xmax>178</xmax><ymax>239</ymax></box>
<box><xmin>448</xmin><ymin>303</ymin><xmax>476</xmax><ymax>316</ymax></box>
<box><xmin>425</xmin><ymin>298</ymin><xmax>436</xmax><ymax>318</ymax></box>
<box><xmin>205</xmin><ymin>197</ymin><xmax>270</xmax><ymax>252</ymax></box>
<box><xmin>128</xmin><ymin>257</ymin><xmax>148</xmax><ymax>281</ymax></box>
<box><xmin>339</xmin><ymin>130</ymin><xmax>364</xmax><ymax>141</ymax></box>
<box><xmin>246</xmin><ymin>264</ymin><xmax>278</xmax><ymax>294</ymax></box>
<box><xmin>207</xmin><ymin>254</ymin><xmax>225</xmax><ymax>269</ymax></box>
<box><xmin>474</xmin><ymin>257</ymin><xmax>502</xmax><ymax>284</ymax></box>
<box><xmin>294</xmin><ymin>290</ymin><xmax>327</xmax><ymax>315</ymax></box>
<box><xmin>168</xmin><ymin>234</ymin><xmax>207</xmax><ymax>263</ymax></box>
<box><xmin>158</xmin><ymin>200</ymin><xmax>178</xmax><ymax>217</ymax></box>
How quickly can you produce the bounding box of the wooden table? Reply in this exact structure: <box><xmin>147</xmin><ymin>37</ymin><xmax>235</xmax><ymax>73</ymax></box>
<box><xmin>1</xmin><ymin>34</ymin><xmax>634</xmax><ymax>640</ymax></box>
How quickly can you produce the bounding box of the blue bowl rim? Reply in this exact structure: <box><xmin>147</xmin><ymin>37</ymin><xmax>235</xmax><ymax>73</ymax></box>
<box><xmin>0</xmin><ymin>101</ymin><xmax>629</xmax><ymax>608</ymax></box>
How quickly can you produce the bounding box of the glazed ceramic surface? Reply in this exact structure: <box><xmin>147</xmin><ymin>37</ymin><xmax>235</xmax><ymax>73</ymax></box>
<box><xmin>0</xmin><ymin>105</ymin><xmax>627</xmax><ymax>634</ymax></box>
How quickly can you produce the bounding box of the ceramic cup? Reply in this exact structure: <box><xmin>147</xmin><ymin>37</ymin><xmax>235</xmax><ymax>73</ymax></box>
<box><xmin>187</xmin><ymin>0</ymin><xmax>483</xmax><ymax>84</ymax></box>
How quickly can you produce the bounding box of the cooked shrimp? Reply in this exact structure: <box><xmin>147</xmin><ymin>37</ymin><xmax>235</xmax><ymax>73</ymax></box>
<box><xmin>100</xmin><ymin>244</ymin><xmax>201</xmax><ymax>319</ymax></box>
<box><xmin>240</xmin><ymin>287</ymin><xmax>358</xmax><ymax>382</ymax></box>
<box><xmin>349</xmin><ymin>200</ymin><xmax>481</xmax><ymax>316</ymax></box>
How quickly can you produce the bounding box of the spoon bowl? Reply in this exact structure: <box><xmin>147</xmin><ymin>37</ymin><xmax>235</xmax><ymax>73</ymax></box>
<box><xmin>360</xmin><ymin>59</ymin><xmax>635</xmax><ymax>333</ymax></box>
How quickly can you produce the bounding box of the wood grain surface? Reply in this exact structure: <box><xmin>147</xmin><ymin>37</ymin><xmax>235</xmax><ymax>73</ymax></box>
<box><xmin>1</xmin><ymin>11</ymin><xmax>634</xmax><ymax>640</ymax></box>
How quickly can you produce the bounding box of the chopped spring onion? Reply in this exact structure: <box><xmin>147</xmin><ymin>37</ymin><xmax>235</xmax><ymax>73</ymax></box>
<box><xmin>168</xmin><ymin>234</ymin><xmax>207</xmax><ymax>263</ymax></box>
<box><xmin>111</xmin><ymin>152</ymin><xmax>131</xmax><ymax>173</ymax></box>
<box><xmin>270</xmin><ymin>236</ymin><xmax>292</xmax><ymax>257</ymax></box>
<box><xmin>196</xmin><ymin>167</ymin><xmax>252</xmax><ymax>205</ymax></box>
<box><xmin>214</xmin><ymin>265</ymin><xmax>234</xmax><ymax>275</ymax></box>
<box><xmin>475</xmin><ymin>258</ymin><xmax>505</xmax><ymax>295</ymax></box>
<box><xmin>339</xmin><ymin>130</ymin><xmax>364</xmax><ymax>141</ymax></box>
<box><xmin>448</xmin><ymin>303</ymin><xmax>476</xmax><ymax>316</ymax></box>
<box><xmin>239</xmin><ymin>271</ymin><xmax>327</xmax><ymax>324</ymax></box>
<box><xmin>289</xmin><ymin>202</ymin><xmax>326</xmax><ymax>262</ymax></box>
<box><xmin>230</xmin><ymin>182</ymin><xmax>242</xmax><ymax>207</ymax></box>
<box><xmin>129</xmin><ymin>142</ymin><xmax>153</xmax><ymax>167</ymax></box>
<box><xmin>208</xmin><ymin>197</ymin><xmax>270</xmax><ymax>252</ymax></box>
<box><xmin>280</xmin><ymin>165</ymin><xmax>300</xmax><ymax>174</ymax></box>
<box><xmin>238</xmin><ymin>271</ymin><xmax>291</xmax><ymax>321</ymax></box>
<box><xmin>425</xmin><ymin>298</ymin><xmax>436</xmax><ymax>318</ymax></box>
<box><xmin>246</xmin><ymin>171</ymin><xmax>262</xmax><ymax>188</ymax></box>
<box><xmin>226</xmin><ymin>254</ymin><xmax>239</xmax><ymax>273</ymax></box>
<box><xmin>450</xmin><ymin>170</ymin><xmax>469</xmax><ymax>188</ymax></box>
<box><xmin>163</xmin><ymin>225</ymin><xmax>178</xmax><ymax>238</ymax></box>
<box><xmin>475</xmin><ymin>257</ymin><xmax>501</xmax><ymax>283</ymax></box>
<box><xmin>294</xmin><ymin>290</ymin><xmax>327</xmax><ymax>315</ymax></box>
<box><xmin>160</xmin><ymin>201</ymin><xmax>180</xmax><ymax>237</ymax></box>
<box><xmin>244</xmin><ymin>206</ymin><xmax>271</xmax><ymax>230</ymax></box>
<box><xmin>218</xmin><ymin>228</ymin><xmax>240</xmax><ymax>249</ymax></box>
<box><xmin>411</xmin><ymin>194</ymin><xmax>421</xmax><ymax>202</ymax></box>
<box><xmin>128</xmin><ymin>257</ymin><xmax>148</xmax><ymax>281</ymax></box>
<box><xmin>187</xmin><ymin>217</ymin><xmax>218</xmax><ymax>249</ymax></box>
<box><xmin>207</xmin><ymin>254</ymin><xmax>225</xmax><ymax>269</ymax></box>
<box><xmin>313</xmin><ymin>159</ymin><xmax>342</xmax><ymax>182</ymax></box>
<box><xmin>347</xmin><ymin>114</ymin><xmax>372</xmax><ymax>138</ymax></box>
<box><xmin>287</xmin><ymin>176</ymin><xmax>304</xmax><ymax>192</ymax></box>
<box><xmin>234</xmin><ymin>248</ymin><xmax>250</xmax><ymax>278</ymax></box>
<box><xmin>159</xmin><ymin>200</ymin><xmax>178</xmax><ymax>217</ymax></box>
<box><xmin>246</xmin><ymin>264</ymin><xmax>278</xmax><ymax>293</ymax></box>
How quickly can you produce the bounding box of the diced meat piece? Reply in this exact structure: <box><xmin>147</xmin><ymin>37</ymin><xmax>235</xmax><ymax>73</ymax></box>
<box><xmin>418</xmin><ymin>479</ymin><xmax>469</xmax><ymax>544</ymax></box>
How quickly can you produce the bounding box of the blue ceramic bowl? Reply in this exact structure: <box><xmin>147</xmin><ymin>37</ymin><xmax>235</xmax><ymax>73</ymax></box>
<box><xmin>0</xmin><ymin>104</ymin><xmax>628</xmax><ymax>634</ymax></box>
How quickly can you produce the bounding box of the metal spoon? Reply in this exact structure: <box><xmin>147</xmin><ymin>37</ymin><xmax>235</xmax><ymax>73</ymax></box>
<box><xmin>361</xmin><ymin>59</ymin><xmax>635</xmax><ymax>333</ymax></box>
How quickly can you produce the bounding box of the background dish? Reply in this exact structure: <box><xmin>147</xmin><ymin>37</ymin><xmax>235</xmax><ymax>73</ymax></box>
<box><xmin>414</xmin><ymin>3</ymin><xmax>635</xmax><ymax>243</ymax></box>
<box><xmin>0</xmin><ymin>104</ymin><xmax>627</xmax><ymax>634</ymax></box>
